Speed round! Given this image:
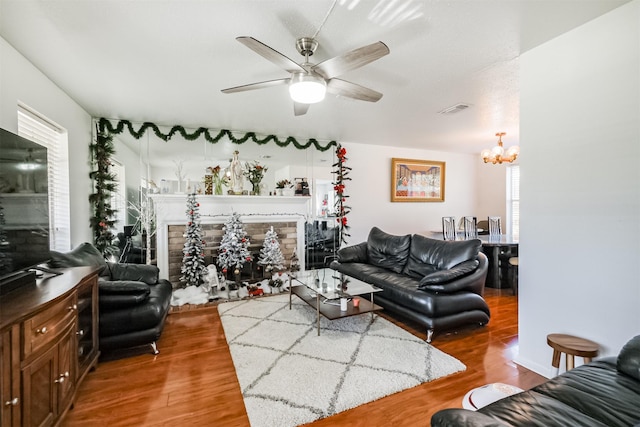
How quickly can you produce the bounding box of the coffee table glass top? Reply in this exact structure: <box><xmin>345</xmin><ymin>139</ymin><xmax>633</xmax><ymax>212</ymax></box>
<box><xmin>292</xmin><ymin>268</ymin><xmax>382</xmax><ymax>300</ymax></box>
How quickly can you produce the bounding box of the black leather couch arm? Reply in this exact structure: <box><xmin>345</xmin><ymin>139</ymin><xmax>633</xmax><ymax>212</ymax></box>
<box><xmin>106</xmin><ymin>262</ymin><xmax>160</xmax><ymax>285</ymax></box>
<box><xmin>98</xmin><ymin>280</ymin><xmax>151</xmax><ymax>308</ymax></box>
<box><xmin>418</xmin><ymin>253</ymin><xmax>488</xmax><ymax>294</ymax></box>
<box><xmin>335</xmin><ymin>242</ymin><xmax>368</xmax><ymax>263</ymax></box>
<box><xmin>431</xmin><ymin>408</ymin><xmax>508</xmax><ymax>427</ymax></box>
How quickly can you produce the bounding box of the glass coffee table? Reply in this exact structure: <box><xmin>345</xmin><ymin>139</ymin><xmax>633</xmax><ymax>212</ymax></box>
<box><xmin>288</xmin><ymin>268</ymin><xmax>383</xmax><ymax>336</ymax></box>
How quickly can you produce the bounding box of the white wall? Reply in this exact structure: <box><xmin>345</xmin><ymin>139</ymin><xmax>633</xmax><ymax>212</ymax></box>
<box><xmin>1</xmin><ymin>36</ymin><xmax>93</xmax><ymax>248</ymax></box>
<box><xmin>517</xmin><ymin>0</ymin><xmax>640</xmax><ymax>377</ymax></box>
<box><xmin>475</xmin><ymin>163</ymin><xmax>508</xmax><ymax>223</ymax></box>
<box><xmin>340</xmin><ymin>142</ymin><xmax>480</xmax><ymax>245</ymax></box>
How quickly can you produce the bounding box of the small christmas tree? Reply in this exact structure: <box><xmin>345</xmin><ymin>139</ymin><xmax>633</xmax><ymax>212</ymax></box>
<box><xmin>217</xmin><ymin>212</ymin><xmax>252</xmax><ymax>278</ymax></box>
<box><xmin>180</xmin><ymin>193</ymin><xmax>206</xmax><ymax>287</ymax></box>
<box><xmin>289</xmin><ymin>247</ymin><xmax>300</xmax><ymax>274</ymax></box>
<box><xmin>257</xmin><ymin>226</ymin><xmax>285</xmax><ymax>272</ymax></box>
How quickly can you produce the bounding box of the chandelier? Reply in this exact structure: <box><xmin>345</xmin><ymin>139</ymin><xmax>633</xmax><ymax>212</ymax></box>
<box><xmin>481</xmin><ymin>132</ymin><xmax>520</xmax><ymax>164</ymax></box>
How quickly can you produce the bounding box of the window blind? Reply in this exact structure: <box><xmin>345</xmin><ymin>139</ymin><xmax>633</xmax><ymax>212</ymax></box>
<box><xmin>507</xmin><ymin>165</ymin><xmax>520</xmax><ymax>239</ymax></box>
<box><xmin>17</xmin><ymin>105</ymin><xmax>71</xmax><ymax>251</ymax></box>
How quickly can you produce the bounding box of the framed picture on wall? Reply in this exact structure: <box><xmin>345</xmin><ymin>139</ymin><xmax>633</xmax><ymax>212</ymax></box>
<box><xmin>391</xmin><ymin>158</ymin><xmax>445</xmax><ymax>202</ymax></box>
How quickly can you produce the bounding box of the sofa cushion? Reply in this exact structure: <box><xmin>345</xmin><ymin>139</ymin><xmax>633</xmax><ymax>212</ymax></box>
<box><xmin>48</xmin><ymin>242</ymin><xmax>107</xmax><ymax>273</ymax></box>
<box><xmin>366</xmin><ymin>227</ymin><xmax>411</xmax><ymax>274</ymax></box>
<box><xmin>617</xmin><ymin>335</ymin><xmax>640</xmax><ymax>380</ymax></box>
<box><xmin>403</xmin><ymin>234</ymin><xmax>481</xmax><ymax>279</ymax></box>
<box><xmin>418</xmin><ymin>259</ymin><xmax>480</xmax><ymax>290</ymax></box>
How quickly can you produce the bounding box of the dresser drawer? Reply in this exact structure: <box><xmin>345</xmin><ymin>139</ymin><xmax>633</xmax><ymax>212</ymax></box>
<box><xmin>23</xmin><ymin>293</ymin><xmax>77</xmax><ymax>359</ymax></box>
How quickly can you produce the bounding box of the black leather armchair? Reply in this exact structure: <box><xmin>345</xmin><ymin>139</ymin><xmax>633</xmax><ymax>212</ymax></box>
<box><xmin>432</xmin><ymin>335</ymin><xmax>640</xmax><ymax>426</ymax></box>
<box><xmin>98</xmin><ymin>262</ymin><xmax>172</xmax><ymax>354</ymax></box>
<box><xmin>48</xmin><ymin>242</ymin><xmax>172</xmax><ymax>355</ymax></box>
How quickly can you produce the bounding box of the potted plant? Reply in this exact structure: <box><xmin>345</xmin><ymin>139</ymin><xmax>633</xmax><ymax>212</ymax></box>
<box><xmin>275</xmin><ymin>179</ymin><xmax>292</xmax><ymax>196</ymax></box>
<box><xmin>243</xmin><ymin>161</ymin><xmax>268</xmax><ymax>195</ymax></box>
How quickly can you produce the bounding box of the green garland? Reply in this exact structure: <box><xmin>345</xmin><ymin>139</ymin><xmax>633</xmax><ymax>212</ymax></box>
<box><xmin>333</xmin><ymin>145</ymin><xmax>351</xmax><ymax>246</ymax></box>
<box><xmin>92</xmin><ymin>118</ymin><xmax>350</xmax><ymax>253</ymax></box>
<box><xmin>97</xmin><ymin>118</ymin><xmax>338</xmax><ymax>152</ymax></box>
<box><xmin>88</xmin><ymin>131</ymin><xmax>118</xmax><ymax>257</ymax></box>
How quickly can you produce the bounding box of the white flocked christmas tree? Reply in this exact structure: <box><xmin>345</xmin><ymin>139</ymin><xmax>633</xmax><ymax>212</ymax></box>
<box><xmin>180</xmin><ymin>193</ymin><xmax>207</xmax><ymax>287</ymax></box>
<box><xmin>217</xmin><ymin>212</ymin><xmax>252</xmax><ymax>277</ymax></box>
<box><xmin>257</xmin><ymin>226</ymin><xmax>285</xmax><ymax>272</ymax></box>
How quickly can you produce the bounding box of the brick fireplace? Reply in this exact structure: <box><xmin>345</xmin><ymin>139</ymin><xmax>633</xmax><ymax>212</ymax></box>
<box><xmin>166</xmin><ymin>220</ymin><xmax>297</xmax><ymax>286</ymax></box>
<box><xmin>152</xmin><ymin>194</ymin><xmax>310</xmax><ymax>283</ymax></box>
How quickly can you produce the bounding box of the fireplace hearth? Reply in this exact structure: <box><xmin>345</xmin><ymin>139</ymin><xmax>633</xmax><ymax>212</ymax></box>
<box><xmin>152</xmin><ymin>194</ymin><xmax>309</xmax><ymax>283</ymax></box>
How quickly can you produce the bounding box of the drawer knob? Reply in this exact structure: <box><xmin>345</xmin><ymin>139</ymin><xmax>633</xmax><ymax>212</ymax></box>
<box><xmin>69</xmin><ymin>304</ymin><xmax>78</xmax><ymax>311</ymax></box>
<box><xmin>77</xmin><ymin>329</ymin><xmax>84</xmax><ymax>337</ymax></box>
<box><xmin>36</xmin><ymin>326</ymin><xmax>48</xmax><ymax>335</ymax></box>
<box><xmin>4</xmin><ymin>397</ymin><xmax>18</xmax><ymax>406</ymax></box>
<box><xmin>54</xmin><ymin>371</ymin><xmax>70</xmax><ymax>383</ymax></box>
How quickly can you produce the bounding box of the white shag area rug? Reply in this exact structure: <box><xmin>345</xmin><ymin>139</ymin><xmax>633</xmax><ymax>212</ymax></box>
<box><xmin>218</xmin><ymin>293</ymin><xmax>466</xmax><ymax>427</ymax></box>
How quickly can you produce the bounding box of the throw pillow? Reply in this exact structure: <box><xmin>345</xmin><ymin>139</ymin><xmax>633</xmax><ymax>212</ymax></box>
<box><xmin>366</xmin><ymin>227</ymin><xmax>411</xmax><ymax>274</ymax></box>
<box><xmin>418</xmin><ymin>259</ymin><xmax>479</xmax><ymax>291</ymax></box>
<box><xmin>617</xmin><ymin>335</ymin><xmax>640</xmax><ymax>381</ymax></box>
<box><xmin>48</xmin><ymin>242</ymin><xmax>107</xmax><ymax>272</ymax></box>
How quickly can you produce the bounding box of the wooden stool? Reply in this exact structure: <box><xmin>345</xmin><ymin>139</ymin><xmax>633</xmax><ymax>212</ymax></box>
<box><xmin>547</xmin><ymin>333</ymin><xmax>599</xmax><ymax>374</ymax></box>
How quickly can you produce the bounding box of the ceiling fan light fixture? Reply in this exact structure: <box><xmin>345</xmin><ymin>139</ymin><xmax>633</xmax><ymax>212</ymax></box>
<box><xmin>289</xmin><ymin>73</ymin><xmax>326</xmax><ymax>104</ymax></box>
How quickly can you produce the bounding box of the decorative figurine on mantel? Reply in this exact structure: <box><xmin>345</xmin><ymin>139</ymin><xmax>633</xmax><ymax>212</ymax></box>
<box><xmin>229</xmin><ymin>150</ymin><xmax>244</xmax><ymax>195</ymax></box>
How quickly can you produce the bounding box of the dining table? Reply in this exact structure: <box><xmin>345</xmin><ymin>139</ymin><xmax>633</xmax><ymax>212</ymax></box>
<box><xmin>423</xmin><ymin>231</ymin><xmax>519</xmax><ymax>289</ymax></box>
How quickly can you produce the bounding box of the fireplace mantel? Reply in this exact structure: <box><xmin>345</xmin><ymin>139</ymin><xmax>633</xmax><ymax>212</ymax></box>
<box><xmin>152</xmin><ymin>194</ymin><xmax>311</xmax><ymax>280</ymax></box>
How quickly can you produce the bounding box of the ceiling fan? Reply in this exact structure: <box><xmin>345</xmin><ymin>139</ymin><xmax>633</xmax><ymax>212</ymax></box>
<box><xmin>221</xmin><ymin>36</ymin><xmax>390</xmax><ymax>116</ymax></box>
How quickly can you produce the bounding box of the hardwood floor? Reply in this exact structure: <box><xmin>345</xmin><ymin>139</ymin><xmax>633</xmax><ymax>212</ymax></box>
<box><xmin>62</xmin><ymin>288</ymin><xmax>546</xmax><ymax>427</ymax></box>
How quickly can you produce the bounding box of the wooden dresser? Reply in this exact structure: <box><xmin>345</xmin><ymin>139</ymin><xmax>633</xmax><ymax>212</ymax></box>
<box><xmin>0</xmin><ymin>266</ymin><xmax>100</xmax><ymax>427</ymax></box>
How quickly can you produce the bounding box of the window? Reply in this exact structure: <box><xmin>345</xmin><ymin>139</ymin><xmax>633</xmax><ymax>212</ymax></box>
<box><xmin>507</xmin><ymin>165</ymin><xmax>520</xmax><ymax>239</ymax></box>
<box><xmin>17</xmin><ymin>105</ymin><xmax>71</xmax><ymax>251</ymax></box>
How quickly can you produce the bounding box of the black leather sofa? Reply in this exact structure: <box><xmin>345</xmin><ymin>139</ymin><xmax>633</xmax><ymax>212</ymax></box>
<box><xmin>330</xmin><ymin>227</ymin><xmax>490</xmax><ymax>342</ymax></box>
<box><xmin>48</xmin><ymin>243</ymin><xmax>172</xmax><ymax>355</ymax></box>
<box><xmin>431</xmin><ymin>335</ymin><xmax>640</xmax><ymax>426</ymax></box>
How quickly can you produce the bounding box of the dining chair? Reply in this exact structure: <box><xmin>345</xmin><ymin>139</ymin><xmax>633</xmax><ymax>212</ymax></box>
<box><xmin>477</xmin><ymin>219</ymin><xmax>489</xmax><ymax>235</ymax></box>
<box><xmin>463</xmin><ymin>216</ymin><xmax>478</xmax><ymax>239</ymax></box>
<box><xmin>442</xmin><ymin>216</ymin><xmax>457</xmax><ymax>240</ymax></box>
<box><xmin>488</xmin><ymin>216</ymin><xmax>502</xmax><ymax>236</ymax></box>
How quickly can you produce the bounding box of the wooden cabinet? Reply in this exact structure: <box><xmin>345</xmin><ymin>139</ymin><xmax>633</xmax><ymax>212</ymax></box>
<box><xmin>75</xmin><ymin>277</ymin><xmax>98</xmax><ymax>379</ymax></box>
<box><xmin>0</xmin><ymin>266</ymin><xmax>100</xmax><ymax>427</ymax></box>
<box><xmin>1</xmin><ymin>325</ymin><xmax>21</xmax><ymax>427</ymax></box>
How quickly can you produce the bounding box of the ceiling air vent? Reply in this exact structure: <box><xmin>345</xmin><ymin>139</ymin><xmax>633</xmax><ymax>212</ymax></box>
<box><xmin>438</xmin><ymin>103</ymin><xmax>470</xmax><ymax>115</ymax></box>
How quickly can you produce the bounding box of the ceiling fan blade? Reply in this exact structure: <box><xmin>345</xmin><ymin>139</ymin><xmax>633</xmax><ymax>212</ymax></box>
<box><xmin>221</xmin><ymin>78</ymin><xmax>289</xmax><ymax>94</ymax></box>
<box><xmin>311</xmin><ymin>41</ymin><xmax>389</xmax><ymax>79</ymax></box>
<box><xmin>327</xmin><ymin>79</ymin><xmax>383</xmax><ymax>102</ymax></box>
<box><xmin>236</xmin><ymin>36</ymin><xmax>306</xmax><ymax>74</ymax></box>
<box><xmin>294</xmin><ymin>102</ymin><xmax>310</xmax><ymax>116</ymax></box>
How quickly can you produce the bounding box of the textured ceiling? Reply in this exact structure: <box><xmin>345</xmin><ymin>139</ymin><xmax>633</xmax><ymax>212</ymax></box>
<box><xmin>0</xmin><ymin>0</ymin><xmax>630</xmax><ymax>155</ymax></box>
